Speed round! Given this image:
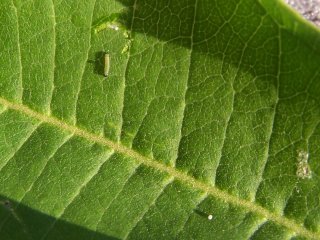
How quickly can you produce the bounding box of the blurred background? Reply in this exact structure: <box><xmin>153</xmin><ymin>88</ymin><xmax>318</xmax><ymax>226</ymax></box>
<box><xmin>285</xmin><ymin>0</ymin><xmax>320</xmax><ymax>26</ymax></box>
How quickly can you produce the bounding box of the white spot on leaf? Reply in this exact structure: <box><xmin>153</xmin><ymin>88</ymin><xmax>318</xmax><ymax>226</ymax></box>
<box><xmin>296</xmin><ymin>150</ymin><xmax>312</xmax><ymax>179</ymax></box>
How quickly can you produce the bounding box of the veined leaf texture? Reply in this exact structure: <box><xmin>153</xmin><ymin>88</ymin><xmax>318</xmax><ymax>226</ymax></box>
<box><xmin>0</xmin><ymin>0</ymin><xmax>320</xmax><ymax>239</ymax></box>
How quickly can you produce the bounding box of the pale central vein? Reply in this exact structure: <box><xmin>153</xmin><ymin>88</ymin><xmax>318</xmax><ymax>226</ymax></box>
<box><xmin>0</xmin><ymin>97</ymin><xmax>318</xmax><ymax>240</ymax></box>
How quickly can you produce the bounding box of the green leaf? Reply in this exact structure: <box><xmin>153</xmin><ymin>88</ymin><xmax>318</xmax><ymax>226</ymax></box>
<box><xmin>0</xmin><ymin>0</ymin><xmax>319</xmax><ymax>239</ymax></box>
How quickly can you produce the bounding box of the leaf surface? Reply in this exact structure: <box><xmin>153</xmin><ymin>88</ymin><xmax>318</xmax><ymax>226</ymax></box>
<box><xmin>0</xmin><ymin>0</ymin><xmax>320</xmax><ymax>239</ymax></box>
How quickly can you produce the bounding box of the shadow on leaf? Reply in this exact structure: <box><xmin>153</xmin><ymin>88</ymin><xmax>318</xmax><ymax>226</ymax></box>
<box><xmin>0</xmin><ymin>195</ymin><xmax>119</xmax><ymax>240</ymax></box>
<box><xmin>87</xmin><ymin>51</ymin><xmax>106</xmax><ymax>77</ymax></box>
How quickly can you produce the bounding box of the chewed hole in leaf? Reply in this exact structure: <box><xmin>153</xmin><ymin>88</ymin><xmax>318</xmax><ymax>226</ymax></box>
<box><xmin>92</xmin><ymin>12</ymin><xmax>127</xmax><ymax>34</ymax></box>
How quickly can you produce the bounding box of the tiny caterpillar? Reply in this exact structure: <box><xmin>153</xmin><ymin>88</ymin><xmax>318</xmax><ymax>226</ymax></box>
<box><xmin>104</xmin><ymin>53</ymin><xmax>110</xmax><ymax>77</ymax></box>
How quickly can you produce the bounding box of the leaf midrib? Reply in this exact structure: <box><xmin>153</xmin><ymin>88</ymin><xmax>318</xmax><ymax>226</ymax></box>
<box><xmin>0</xmin><ymin>96</ymin><xmax>318</xmax><ymax>240</ymax></box>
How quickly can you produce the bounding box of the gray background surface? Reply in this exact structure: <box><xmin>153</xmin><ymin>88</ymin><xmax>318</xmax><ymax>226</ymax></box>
<box><xmin>285</xmin><ymin>0</ymin><xmax>320</xmax><ymax>26</ymax></box>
